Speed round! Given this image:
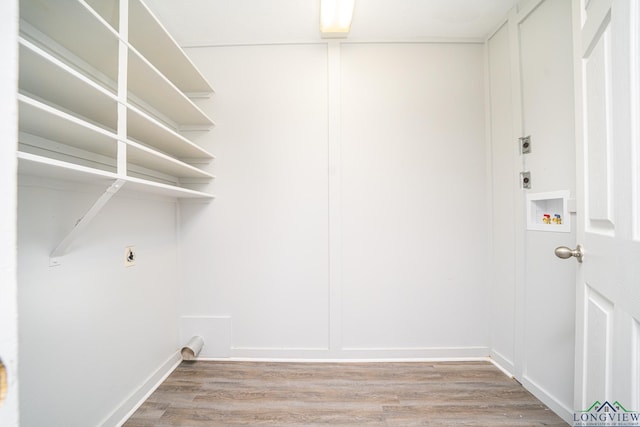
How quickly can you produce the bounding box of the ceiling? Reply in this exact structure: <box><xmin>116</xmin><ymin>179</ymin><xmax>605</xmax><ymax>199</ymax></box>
<box><xmin>144</xmin><ymin>0</ymin><xmax>520</xmax><ymax>46</ymax></box>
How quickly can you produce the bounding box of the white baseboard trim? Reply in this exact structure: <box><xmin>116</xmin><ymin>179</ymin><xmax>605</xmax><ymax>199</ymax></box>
<box><xmin>488</xmin><ymin>349</ymin><xmax>515</xmax><ymax>377</ymax></box>
<box><xmin>224</xmin><ymin>346</ymin><xmax>490</xmax><ymax>360</ymax></box>
<box><xmin>521</xmin><ymin>374</ymin><xmax>574</xmax><ymax>425</ymax></box>
<box><xmin>101</xmin><ymin>351</ymin><xmax>182</xmax><ymax>427</ymax></box>
<box><xmin>196</xmin><ymin>356</ymin><xmax>494</xmax><ymax>364</ymax></box>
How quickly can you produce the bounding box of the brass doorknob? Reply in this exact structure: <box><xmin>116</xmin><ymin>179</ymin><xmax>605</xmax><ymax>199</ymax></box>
<box><xmin>0</xmin><ymin>358</ymin><xmax>7</xmax><ymax>406</ymax></box>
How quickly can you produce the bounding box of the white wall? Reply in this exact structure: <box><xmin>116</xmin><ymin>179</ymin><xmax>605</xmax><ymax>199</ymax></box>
<box><xmin>486</xmin><ymin>0</ymin><xmax>576</xmax><ymax>421</ymax></box>
<box><xmin>487</xmin><ymin>22</ymin><xmax>517</xmax><ymax>370</ymax></box>
<box><xmin>17</xmin><ymin>182</ymin><xmax>181</xmax><ymax>426</ymax></box>
<box><xmin>519</xmin><ymin>0</ymin><xmax>576</xmax><ymax>416</ymax></box>
<box><xmin>182</xmin><ymin>41</ymin><xmax>489</xmax><ymax>358</ymax></box>
<box><xmin>12</xmin><ymin>0</ymin><xmax>579</xmax><ymax>423</ymax></box>
<box><xmin>0</xmin><ymin>0</ymin><xmax>19</xmax><ymax>425</ymax></box>
<box><xmin>339</xmin><ymin>43</ymin><xmax>489</xmax><ymax>355</ymax></box>
<box><xmin>180</xmin><ymin>44</ymin><xmax>330</xmax><ymax>356</ymax></box>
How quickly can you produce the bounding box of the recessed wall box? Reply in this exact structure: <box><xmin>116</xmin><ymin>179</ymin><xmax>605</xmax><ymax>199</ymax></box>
<box><xmin>526</xmin><ymin>190</ymin><xmax>571</xmax><ymax>232</ymax></box>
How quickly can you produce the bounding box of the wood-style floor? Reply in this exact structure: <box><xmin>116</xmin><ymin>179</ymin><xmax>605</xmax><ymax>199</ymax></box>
<box><xmin>124</xmin><ymin>361</ymin><xmax>568</xmax><ymax>426</ymax></box>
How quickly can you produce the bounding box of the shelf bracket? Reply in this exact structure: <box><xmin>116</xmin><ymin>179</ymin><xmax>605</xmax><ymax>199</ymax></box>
<box><xmin>49</xmin><ymin>179</ymin><xmax>126</xmax><ymax>266</ymax></box>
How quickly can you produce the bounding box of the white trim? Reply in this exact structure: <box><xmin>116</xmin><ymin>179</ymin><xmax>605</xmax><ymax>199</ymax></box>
<box><xmin>515</xmin><ymin>0</ymin><xmax>546</xmax><ymax>25</ymax></box>
<box><xmin>508</xmin><ymin>2</ymin><xmax>527</xmax><ymax>381</ymax></box>
<box><xmin>521</xmin><ymin>374</ymin><xmax>574</xmax><ymax>425</ymax></box>
<box><xmin>226</xmin><ymin>346</ymin><xmax>490</xmax><ymax>360</ymax></box>
<box><xmin>489</xmin><ymin>355</ymin><xmax>515</xmax><ymax>378</ymax></box>
<box><xmin>632</xmin><ymin>0</ymin><xmax>640</xmax><ymax>241</ymax></box>
<box><xmin>104</xmin><ymin>351</ymin><xmax>182</xmax><ymax>427</ymax></box>
<box><xmin>327</xmin><ymin>40</ymin><xmax>342</xmax><ymax>356</ymax></box>
<box><xmin>483</xmin><ymin>28</ymin><xmax>497</xmax><ymax>378</ymax></box>
<box><xmin>181</xmin><ymin>38</ymin><xmax>485</xmax><ymax>49</ymax></box>
<box><xmin>486</xmin><ymin>18</ymin><xmax>509</xmax><ymax>42</ymax></box>
<box><xmin>0</xmin><ymin>0</ymin><xmax>18</xmax><ymax>424</ymax></box>
<box><xmin>192</xmin><ymin>356</ymin><xmax>495</xmax><ymax>364</ymax></box>
<box><xmin>490</xmin><ymin>348</ymin><xmax>516</xmax><ymax>376</ymax></box>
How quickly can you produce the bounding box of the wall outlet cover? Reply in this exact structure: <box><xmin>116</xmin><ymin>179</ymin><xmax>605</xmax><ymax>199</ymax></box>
<box><xmin>125</xmin><ymin>246</ymin><xmax>136</xmax><ymax>267</ymax></box>
<box><xmin>520</xmin><ymin>135</ymin><xmax>532</xmax><ymax>154</ymax></box>
<box><xmin>521</xmin><ymin>171</ymin><xmax>532</xmax><ymax>189</ymax></box>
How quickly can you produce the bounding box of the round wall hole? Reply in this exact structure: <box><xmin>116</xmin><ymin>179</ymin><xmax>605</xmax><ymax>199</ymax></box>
<box><xmin>0</xmin><ymin>358</ymin><xmax>7</xmax><ymax>406</ymax></box>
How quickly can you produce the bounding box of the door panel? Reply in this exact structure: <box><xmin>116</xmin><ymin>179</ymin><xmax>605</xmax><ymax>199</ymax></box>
<box><xmin>574</xmin><ymin>0</ymin><xmax>640</xmax><ymax>415</ymax></box>
<box><xmin>634</xmin><ymin>0</ymin><xmax>640</xmax><ymax>241</ymax></box>
<box><xmin>584</xmin><ymin>23</ymin><xmax>615</xmax><ymax>233</ymax></box>
<box><xmin>584</xmin><ymin>286</ymin><xmax>613</xmax><ymax>404</ymax></box>
<box><xmin>633</xmin><ymin>320</ymin><xmax>640</xmax><ymax>407</ymax></box>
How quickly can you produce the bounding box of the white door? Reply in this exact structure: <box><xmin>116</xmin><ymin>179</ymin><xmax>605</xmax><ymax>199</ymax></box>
<box><xmin>572</xmin><ymin>0</ymin><xmax>640</xmax><ymax>417</ymax></box>
<box><xmin>0</xmin><ymin>0</ymin><xmax>19</xmax><ymax>425</ymax></box>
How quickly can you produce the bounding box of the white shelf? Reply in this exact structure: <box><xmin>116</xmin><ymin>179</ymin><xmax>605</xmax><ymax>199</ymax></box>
<box><xmin>18</xmin><ymin>151</ymin><xmax>119</xmax><ymax>183</ymax></box>
<box><xmin>121</xmin><ymin>175</ymin><xmax>214</xmax><ymax>199</ymax></box>
<box><xmin>127</xmin><ymin>105</ymin><xmax>213</xmax><ymax>160</ymax></box>
<box><xmin>20</xmin><ymin>0</ymin><xmax>119</xmax><ymax>83</ymax></box>
<box><xmin>18</xmin><ymin>152</ymin><xmax>214</xmax><ymax>199</ymax></box>
<box><xmin>18</xmin><ymin>94</ymin><xmax>118</xmax><ymax>159</ymax></box>
<box><xmin>18</xmin><ymin>0</ymin><xmax>216</xmax><ymax>259</ymax></box>
<box><xmin>126</xmin><ymin>140</ymin><xmax>214</xmax><ymax>180</ymax></box>
<box><xmin>128</xmin><ymin>0</ymin><xmax>213</xmax><ymax>94</ymax></box>
<box><xmin>84</xmin><ymin>0</ymin><xmax>120</xmax><ymax>31</ymax></box>
<box><xmin>19</xmin><ymin>0</ymin><xmax>213</xmax><ymax>197</ymax></box>
<box><xmin>18</xmin><ymin>95</ymin><xmax>212</xmax><ymax>182</ymax></box>
<box><xmin>19</xmin><ymin>37</ymin><xmax>118</xmax><ymax>131</ymax></box>
<box><xmin>127</xmin><ymin>47</ymin><xmax>214</xmax><ymax>128</ymax></box>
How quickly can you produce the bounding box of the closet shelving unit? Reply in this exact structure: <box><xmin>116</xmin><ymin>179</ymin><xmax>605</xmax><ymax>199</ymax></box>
<box><xmin>18</xmin><ymin>0</ymin><xmax>216</xmax><ymax>264</ymax></box>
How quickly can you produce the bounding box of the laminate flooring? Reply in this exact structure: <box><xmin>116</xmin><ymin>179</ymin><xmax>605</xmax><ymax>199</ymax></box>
<box><xmin>124</xmin><ymin>361</ymin><xmax>569</xmax><ymax>426</ymax></box>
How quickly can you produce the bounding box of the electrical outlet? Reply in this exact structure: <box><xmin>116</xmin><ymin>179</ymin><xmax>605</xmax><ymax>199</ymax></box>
<box><xmin>125</xmin><ymin>246</ymin><xmax>136</xmax><ymax>267</ymax></box>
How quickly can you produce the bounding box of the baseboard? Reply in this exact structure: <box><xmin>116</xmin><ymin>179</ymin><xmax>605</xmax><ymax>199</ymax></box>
<box><xmin>489</xmin><ymin>352</ymin><xmax>572</xmax><ymax>423</ymax></box>
<box><xmin>489</xmin><ymin>349</ymin><xmax>515</xmax><ymax>377</ymax></box>
<box><xmin>521</xmin><ymin>374</ymin><xmax>574</xmax><ymax>425</ymax></box>
<box><xmin>339</xmin><ymin>346</ymin><xmax>491</xmax><ymax>360</ymax></box>
<box><xmin>194</xmin><ymin>345</ymin><xmax>490</xmax><ymax>361</ymax></box>
<box><xmin>100</xmin><ymin>351</ymin><xmax>182</xmax><ymax>427</ymax></box>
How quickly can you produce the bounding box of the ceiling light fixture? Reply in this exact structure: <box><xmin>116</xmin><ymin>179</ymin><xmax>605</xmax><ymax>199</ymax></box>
<box><xmin>320</xmin><ymin>0</ymin><xmax>355</xmax><ymax>37</ymax></box>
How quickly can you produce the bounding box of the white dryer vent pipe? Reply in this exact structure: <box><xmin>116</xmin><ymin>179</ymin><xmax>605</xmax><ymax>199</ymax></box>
<box><xmin>181</xmin><ymin>336</ymin><xmax>204</xmax><ymax>361</ymax></box>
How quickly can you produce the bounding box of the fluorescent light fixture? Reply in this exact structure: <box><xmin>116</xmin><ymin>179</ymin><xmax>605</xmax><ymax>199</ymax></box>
<box><xmin>320</xmin><ymin>0</ymin><xmax>355</xmax><ymax>36</ymax></box>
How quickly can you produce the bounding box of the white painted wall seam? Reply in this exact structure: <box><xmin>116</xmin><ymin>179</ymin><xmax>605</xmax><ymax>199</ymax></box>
<box><xmin>327</xmin><ymin>41</ymin><xmax>343</xmax><ymax>355</ymax></box>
